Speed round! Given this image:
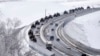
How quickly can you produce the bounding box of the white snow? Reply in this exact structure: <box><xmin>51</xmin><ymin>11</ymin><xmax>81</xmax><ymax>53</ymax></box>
<box><xmin>64</xmin><ymin>22</ymin><xmax>90</xmax><ymax>46</ymax></box>
<box><xmin>64</xmin><ymin>11</ymin><xmax>100</xmax><ymax>49</ymax></box>
<box><xmin>61</xmin><ymin>0</ymin><xmax>100</xmax><ymax>8</ymax></box>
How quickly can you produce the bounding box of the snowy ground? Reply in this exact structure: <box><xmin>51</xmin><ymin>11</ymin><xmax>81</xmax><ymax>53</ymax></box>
<box><xmin>64</xmin><ymin>10</ymin><xmax>100</xmax><ymax>49</ymax></box>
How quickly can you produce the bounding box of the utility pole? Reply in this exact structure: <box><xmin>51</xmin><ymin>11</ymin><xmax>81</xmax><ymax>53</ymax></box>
<box><xmin>45</xmin><ymin>9</ymin><xmax>46</xmax><ymax>17</ymax></box>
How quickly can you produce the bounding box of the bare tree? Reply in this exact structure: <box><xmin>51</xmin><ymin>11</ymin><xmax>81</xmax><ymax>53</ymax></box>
<box><xmin>0</xmin><ymin>18</ymin><xmax>23</xmax><ymax>56</ymax></box>
<box><xmin>0</xmin><ymin>18</ymin><xmax>37</xmax><ymax>56</ymax></box>
<box><xmin>13</xmin><ymin>18</ymin><xmax>21</xmax><ymax>28</ymax></box>
<box><xmin>5</xmin><ymin>18</ymin><xmax>21</xmax><ymax>35</ymax></box>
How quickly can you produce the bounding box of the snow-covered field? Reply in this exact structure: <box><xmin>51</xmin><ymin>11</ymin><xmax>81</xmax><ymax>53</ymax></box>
<box><xmin>0</xmin><ymin>0</ymin><xmax>100</xmax><ymax>27</ymax></box>
<box><xmin>0</xmin><ymin>1</ymin><xmax>68</xmax><ymax>27</ymax></box>
<box><xmin>64</xmin><ymin>10</ymin><xmax>100</xmax><ymax>49</ymax></box>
